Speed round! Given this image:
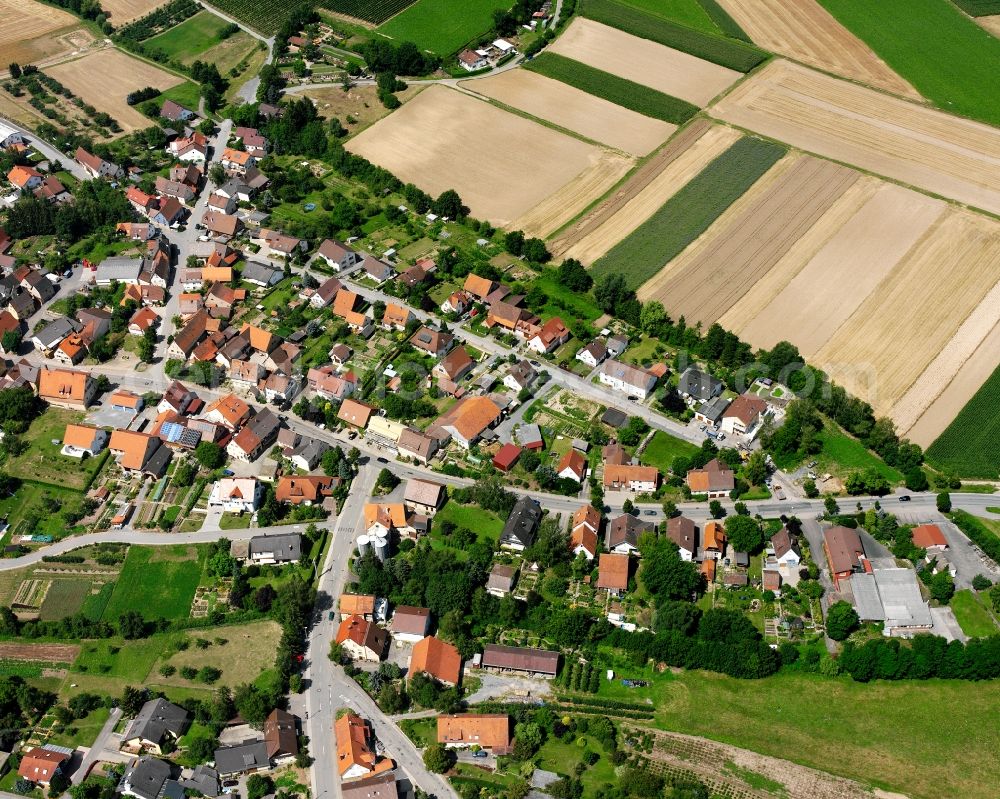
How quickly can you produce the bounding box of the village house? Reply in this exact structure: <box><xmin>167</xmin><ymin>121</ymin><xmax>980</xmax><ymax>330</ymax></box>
<box><xmin>769</xmin><ymin>527</ymin><xmax>802</xmax><ymax>570</ymax></box>
<box><xmin>221</xmin><ymin>147</ymin><xmax>256</xmax><ymax>175</ymax></box>
<box><xmin>570</xmin><ymin>504</ymin><xmax>601</xmax><ymax>560</ymax></box>
<box><xmin>486</xmin><ymin>564</ymin><xmax>516</xmax><ymax>597</ymax></box>
<box><xmin>597</xmin><ymin>552</ymin><xmax>630</xmax><ymax>596</ymax></box>
<box><xmin>606</xmin><ymin>513</ymin><xmax>653</xmax><ymax>555</ymax></box>
<box><xmin>678</xmin><ymin>367</ymin><xmax>724</xmax><ymax>404</ymax></box>
<box><xmin>720</xmin><ymin>394</ymin><xmax>769</xmax><ymax>437</ymax></box>
<box><xmin>463</xmin><ymin>273</ymin><xmax>497</xmax><ymax>300</ymax></box>
<box><xmin>440</xmin><ymin>290</ymin><xmax>471</xmax><ymax>316</ymax></box>
<box><xmin>361</xmin><ymin>255</ymin><xmax>394</xmax><ymax>284</ymax></box>
<box><xmin>557</xmin><ymin>449</ymin><xmax>588</xmax><ymax>483</ymax></box>
<box><xmin>382</xmin><ymin>303</ymin><xmax>413</xmax><ymax>331</ymax></box>
<box><xmin>432</xmin><ymin>345</ymin><xmax>474</xmax><ymax>383</ymax></box>
<box><xmin>603</xmin><ymin>464</ymin><xmax>659</xmax><ymax>493</ymax></box>
<box><xmin>155</xmin><ymin>176</ymin><xmax>196</xmax><ymax>203</ymax></box>
<box><xmin>7</xmin><ymin>164</ymin><xmax>43</xmax><ymax>191</ymax></box>
<box><xmin>213</xmin><ymin>742</ymin><xmax>270</xmax><ymax>777</ymax></box>
<box><xmin>203</xmin><ymin>394</ymin><xmax>252</xmax><ymax>429</ymax></box>
<box><xmin>391</xmin><ymin>606</ymin><xmax>431</xmax><ymax>643</ymax></box>
<box><xmin>432</xmin><ymin>395</ymin><xmax>502</xmax><ymax>449</ymax></box>
<box><xmin>666</xmin><ymin>516</ymin><xmax>697</xmax><ymax>561</ymax></box>
<box><xmin>824</xmin><ymin>525</ymin><xmax>868</xmax><ymax>587</ymax></box>
<box><xmin>337</xmin><ymin>616</ymin><xmax>388</xmax><ymax>663</ymax></box>
<box><xmin>158</xmin><ymin>381</ymin><xmax>198</xmax><ymax>416</ymax></box>
<box><xmin>694</xmin><ymin>395</ymin><xmax>731</xmax><ymax>429</ymax></box>
<box><xmin>61</xmin><ymin>423</ymin><xmax>108</xmax><ymax>458</ymax></box>
<box><xmin>160</xmin><ymin>99</ymin><xmax>194</xmax><ymax>122</ymax></box>
<box><xmin>121</xmin><ymin>698</ymin><xmax>190</xmax><ymax>755</ymax></box>
<box><xmin>335</xmin><ymin>713</ymin><xmax>382</xmax><ymax>779</ymax></box>
<box><xmin>247</xmin><ymin>532</ymin><xmax>302</xmax><ymax>565</ymax></box>
<box><xmin>128</xmin><ymin>307</ymin><xmax>159</xmax><ymax>336</ymax></box>
<box><xmin>109</xmin><ymin>430</ymin><xmax>171</xmax><ymax>477</ymax></box>
<box><xmin>599</xmin><ymin>359</ymin><xmax>657</xmax><ymax>399</ymax></box>
<box><xmin>169</xmin><ymin>131</ymin><xmax>208</xmax><ymax>163</ymax></box>
<box><xmin>33</xmin><ymin>175</ymin><xmax>71</xmax><ymax>204</ymax></box>
<box><xmin>287</xmin><ymin>436</ymin><xmax>329</xmax><ymax>472</ymax></box>
<box><xmin>912</xmin><ymin>523</ymin><xmax>949</xmax><ymax>552</ymax></box>
<box><xmin>458</xmin><ymin>49</ymin><xmax>488</xmax><ymax>71</ymax></box>
<box><xmin>38</xmin><ymin>367</ymin><xmax>97</xmax><ymax>410</ymax></box>
<box><xmin>438</xmin><ymin>714</ymin><xmax>511</xmax><ymax>755</ymax></box>
<box><xmin>703</xmin><ymin>521</ymin><xmax>727</xmax><ymax>560</ymax></box>
<box><xmin>686</xmin><ymin>458</ymin><xmax>735</xmax><ymax>498</ymax></box>
<box><xmin>409</xmin><ymin>325</ymin><xmax>453</xmax><ymax>357</ymax></box>
<box><xmin>364</xmin><ymin>503</ymin><xmax>422</xmax><ymax>540</ymax></box>
<box><xmin>500</xmin><ymin>495</ymin><xmax>542</xmax><ymax>551</ymax></box>
<box><xmin>201</xmin><ymin>209</ymin><xmax>241</xmax><ymax>240</ymax></box>
<box><xmin>275</xmin><ymin>475</ymin><xmax>337</xmax><ymax>506</ymax></box>
<box><xmin>576</xmin><ymin>339</ymin><xmax>608</xmax><ymax>369</ymax></box>
<box><xmin>409</xmin><ymin>636</ymin><xmax>462</xmax><ymax>686</ymax></box>
<box><xmin>338</xmin><ymin>398</ymin><xmax>376</xmax><ymax>429</ymax></box>
<box><xmin>109</xmin><ymin>389</ymin><xmax>143</xmax><ymax>414</ymax></box>
<box><xmin>503</xmin><ymin>359</ymin><xmax>537</xmax><ymax>393</ymax></box>
<box><xmin>311</xmin><ymin>275</ymin><xmax>344</xmax><ymax>308</ymax></box>
<box><xmin>263</xmin><ymin>708</ymin><xmax>299</xmax><ymax>764</ymax></box>
<box><xmin>76</xmin><ymin>147</ymin><xmax>123</xmax><ymax>180</ymax></box>
<box><xmin>208</xmin><ymin>477</ymin><xmax>264</xmax><ymax>513</ymax></box>
<box><xmin>207</xmin><ymin>192</ymin><xmax>237</xmax><ymax>215</ymax></box>
<box><xmin>18</xmin><ymin>748</ymin><xmax>70</xmax><ymax>787</ymax></box>
<box><xmin>255</xmin><ymin>229</ymin><xmax>306</xmax><ymax>259</ymax></box>
<box><xmin>403</xmin><ymin>479</ymin><xmax>446</xmax><ymax>516</ymax></box>
<box><xmin>527</xmin><ymin>317</ymin><xmax>570</xmax><ymax>354</ymax></box>
<box><xmin>227</xmin><ymin>408</ymin><xmax>281</xmax><ymax>462</ymax></box>
<box><xmin>396</xmin><ymin>427</ymin><xmax>438</xmax><ymax>464</ymax></box>
<box><xmin>479</xmin><ymin>645</ymin><xmax>559</xmax><ymax>678</ymax></box>
<box><xmin>315</xmin><ymin>239</ymin><xmax>360</xmax><ymax>271</ymax></box>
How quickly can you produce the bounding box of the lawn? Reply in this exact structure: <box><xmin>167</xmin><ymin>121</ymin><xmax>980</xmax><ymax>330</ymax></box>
<box><xmin>72</xmin><ymin>637</ymin><xmax>165</xmax><ymax>681</ymax></box>
<box><xmin>376</xmin><ymin>0</ymin><xmax>512</xmax><ymax>57</ymax></box>
<box><xmin>818</xmin><ymin>0</ymin><xmax>1000</xmax><ymax>127</ymax></box>
<box><xmin>590</xmin><ymin>137</ymin><xmax>786</xmax><ymax>288</ymax></box>
<box><xmin>153</xmin><ymin>620</ymin><xmax>282</xmax><ymax>688</ymax></box>
<box><xmin>48</xmin><ymin>705</ymin><xmax>111</xmax><ymax>749</ymax></box>
<box><xmin>101</xmin><ymin>545</ymin><xmax>206</xmax><ymax>622</ymax></box>
<box><xmin>524</xmin><ymin>52</ymin><xmax>699</xmax><ymax>124</ymax></box>
<box><xmin>926</xmin><ymin>363</ymin><xmax>1000</xmax><ymax>479</ymax></box>
<box><xmin>5</xmin><ymin>408</ymin><xmax>107</xmax><ymax>490</ymax></box>
<box><xmin>399</xmin><ymin>717</ymin><xmax>436</xmax><ymax>747</ymax></box>
<box><xmin>578</xmin><ymin>0</ymin><xmax>766</xmax><ymax>72</ymax></box>
<box><xmin>158</xmin><ymin>81</ymin><xmax>203</xmax><ymax>112</ymax></box>
<box><xmin>531</xmin><ymin>272</ymin><xmax>604</xmax><ymax>324</ymax></box>
<box><xmin>535</xmin><ymin>734</ymin><xmax>618</xmax><ymax>797</ymax></box>
<box><xmin>599</xmin><ymin>668</ymin><xmax>1000</xmax><ymax>799</ymax></box>
<box><xmin>814</xmin><ymin>422</ymin><xmax>904</xmax><ymax>483</ymax></box>
<box><xmin>219</xmin><ymin>513</ymin><xmax>252</xmax><ymax>530</ymax></box>
<box><xmin>432</xmin><ymin>501</ymin><xmax>505</xmax><ymax>542</ymax></box>
<box><xmin>146</xmin><ymin>11</ymin><xmax>236</xmax><ymax>62</ymax></box>
<box><xmin>0</xmin><ymin>481</ymin><xmax>87</xmax><ymax>540</ymax></box>
<box><xmin>950</xmin><ymin>590</ymin><xmax>998</xmax><ymax>638</ymax></box>
<box><xmin>640</xmin><ymin>431</ymin><xmax>698</xmax><ymax>473</ymax></box>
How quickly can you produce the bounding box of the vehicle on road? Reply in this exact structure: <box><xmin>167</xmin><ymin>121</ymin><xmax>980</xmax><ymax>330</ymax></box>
<box><xmin>473</xmin><ymin>750</ymin><xmax>488</xmax><ymax>758</ymax></box>
<box><xmin>644</xmin><ymin>510</ymin><xmax>657</xmax><ymax>516</ymax></box>
<box><xmin>377</xmin><ymin>457</ymin><xmax>388</xmax><ymax>464</ymax></box>
<box><xmin>899</xmin><ymin>495</ymin><xmax>911</xmax><ymax>502</ymax></box>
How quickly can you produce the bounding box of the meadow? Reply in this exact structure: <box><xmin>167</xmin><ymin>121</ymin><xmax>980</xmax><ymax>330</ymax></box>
<box><xmin>524</xmin><ymin>52</ymin><xmax>699</xmax><ymax>124</ymax></box>
<box><xmin>101</xmin><ymin>545</ymin><xmax>206</xmax><ymax>622</ymax></box>
<box><xmin>640</xmin><ymin>431</ymin><xmax>698</xmax><ymax>473</ymax></box>
<box><xmin>153</xmin><ymin>621</ymin><xmax>282</xmax><ymax>688</ymax></box>
<box><xmin>950</xmin><ymin>590</ymin><xmax>998</xmax><ymax>638</ymax></box>
<box><xmin>611</xmin><ymin>0</ymin><xmax>719</xmax><ymax>34</ymax></box>
<box><xmin>590</xmin><ymin>136</ymin><xmax>785</xmax><ymax>288</ymax></box>
<box><xmin>5</xmin><ymin>407</ymin><xmax>108</xmax><ymax>490</ymax></box>
<box><xmin>376</xmin><ymin>0</ymin><xmax>512</xmax><ymax>56</ymax></box>
<box><xmin>578</xmin><ymin>0</ymin><xmax>766</xmax><ymax>71</ymax></box>
<box><xmin>926</xmin><ymin>364</ymin><xmax>1000</xmax><ymax>479</ymax></box>
<box><xmin>146</xmin><ymin>11</ymin><xmax>235</xmax><ymax>61</ymax></box>
<box><xmin>818</xmin><ymin>0</ymin><xmax>1000</xmax><ymax>126</ymax></box>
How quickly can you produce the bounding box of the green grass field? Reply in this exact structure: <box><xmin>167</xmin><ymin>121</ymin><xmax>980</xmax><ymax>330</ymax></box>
<box><xmin>578</xmin><ymin>0</ymin><xmax>767</xmax><ymax>71</ymax></box>
<box><xmin>47</xmin><ymin>705</ymin><xmax>111</xmax><ymax>749</ymax></box>
<box><xmin>5</xmin><ymin>408</ymin><xmax>106</xmax><ymax>490</ymax></box>
<box><xmin>532</xmin><ymin>272</ymin><xmax>604</xmax><ymax>323</ymax></box>
<box><xmin>81</xmin><ymin>582</ymin><xmax>115</xmax><ymax>621</ymax></box>
<box><xmin>524</xmin><ymin>52</ymin><xmax>699</xmax><ymax>123</ymax></box>
<box><xmin>0</xmin><ymin>481</ymin><xmax>87</xmax><ymax>540</ymax></box>
<box><xmin>376</xmin><ymin>0</ymin><xmax>511</xmax><ymax>56</ymax></box>
<box><xmin>591</xmin><ymin>136</ymin><xmax>785</xmax><ymax>288</ymax></box>
<box><xmin>818</xmin><ymin>0</ymin><xmax>1000</xmax><ymax>126</ymax></box>
<box><xmin>39</xmin><ymin>580</ymin><xmax>92</xmax><ymax>621</ymax></box>
<box><xmin>950</xmin><ymin>590</ymin><xmax>998</xmax><ymax>638</ymax></box>
<box><xmin>640</xmin><ymin>430</ymin><xmax>698</xmax><ymax>473</ymax></box>
<box><xmin>594</xmin><ymin>667</ymin><xmax>1000</xmax><ymax>799</ymax></box>
<box><xmin>101</xmin><ymin>545</ymin><xmax>205</xmax><ymax>622</ymax></box>
<box><xmin>432</xmin><ymin>501</ymin><xmax>505</xmax><ymax>541</ymax></box>
<box><xmin>605</xmin><ymin>0</ymin><xmax>720</xmax><ymax>35</ymax></box>
<box><xmin>153</xmin><ymin>621</ymin><xmax>282</xmax><ymax>688</ymax></box>
<box><xmin>147</xmin><ymin>11</ymin><xmax>235</xmax><ymax>61</ymax></box>
<box><xmin>158</xmin><ymin>81</ymin><xmax>203</xmax><ymax>111</ymax></box>
<box><xmin>926</xmin><ymin>364</ymin><xmax>1000</xmax><ymax>479</ymax></box>
<box><xmin>72</xmin><ymin>637</ymin><xmax>164</xmax><ymax>681</ymax></box>
<box><xmin>815</xmin><ymin>423</ymin><xmax>904</xmax><ymax>483</ymax></box>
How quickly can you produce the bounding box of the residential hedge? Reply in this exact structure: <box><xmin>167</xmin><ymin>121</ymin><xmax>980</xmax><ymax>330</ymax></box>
<box><xmin>591</xmin><ymin>136</ymin><xmax>786</xmax><ymax>289</ymax></box>
<box><xmin>579</xmin><ymin>0</ymin><xmax>767</xmax><ymax>72</ymax></box>
<box><xmin>524</xmin><ymin>52</ymin><xmax>699</xmax><ymax>124</ymax></box>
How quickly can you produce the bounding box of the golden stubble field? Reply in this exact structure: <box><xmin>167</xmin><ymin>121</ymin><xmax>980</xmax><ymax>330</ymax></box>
<box><xmin>709</xmin><ymin>59</ymin><xmax>1000</xmax><ymax>215</ymax></box>
<box><xmin>461</xmin><ymin>68</ymin><xmax>676</xmax><ymax>157</ymax></box>
<box><xmin>552</xmin><ymin>121</ymin><xmax>741</xmax><ymax>263</ymax></box>
<box><xmin>715</xmin><ymin>0</ymin><xmax>919</xmax><ymax>98</ymax></box>
<box><xmin>0</xmin><ymin>0</ymin><xmax>84</xmax><ymax>66</ymax></box>
<box><xmin>346</xmin><ymin>84</ymin><xmax>633</xmax><ymax>230</ymax></box>
<box><xmin>101</xmin><ymin>0</ymin><xmax>166</xmax><ymax>24</ymax></box>
<box><xmin>46</xmin><ymin>48</ymin><xmax>184</xmax><ymax>132</ymax></box>
<box><xmin>548</xmin><ymin>17</ymin><xmax>741</xmax><ymax>106</ymax></box>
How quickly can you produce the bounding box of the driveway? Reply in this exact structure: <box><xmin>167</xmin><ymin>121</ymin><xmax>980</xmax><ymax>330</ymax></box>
<box><xmin>463</xmin><ymin>673</ymin><xmax>552</xmax><ymax>704</ymax></box>
<box><xmin>938</xmin><ymin>520</ymin><xmax>1000</xmax><ymax>588</ymax></box>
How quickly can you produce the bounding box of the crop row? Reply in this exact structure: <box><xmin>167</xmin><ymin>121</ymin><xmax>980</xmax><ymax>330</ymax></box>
<box><xmin>695</xmin><ymin>0</ymin><xmax>753</xmax><ymax>42</ymax></box>
<box><xmin>579</xmin><ymin>0</ymin><xmax>767</xmax><ymax>72</ymax></box>
<box><xmin>557</xmin><ymin>659</ymin><xmax>601</xmax><ymax>692</ymax></box>
<box><xmin>950</xmin><ymin>0</ymin><xmax>1000</xmax><ymax>16</ymax></box>
<box><xmin>319</xmin><ymin>0</ymin><xmax>418</xmax><ymax>25</ymax></box>
<box><xmin>556</xmin><ymin>693</ymin><xmax>653</xmax><ymax>712</ymax></box>
<box><xmin>591</xmin><ymin>136</ymin><xmax>786</xmax><ymax>289</ymax></box>
<box><xmin>926</xmin><ymin>364</ymin><xmax>1000</xmax><ymax>479</ymax></box>
<box><xmin>524</xmin><ymin>52</ymin><xmax>699</xmax><ymax>125</ymax></box>
<box><xmin>203</xmin><ymin>0</ymin><xmax>296</xmax><ymax>34</ymax></box>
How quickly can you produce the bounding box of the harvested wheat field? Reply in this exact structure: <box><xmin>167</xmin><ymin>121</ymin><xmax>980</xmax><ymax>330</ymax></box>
<box><xmin>976</xmin><ymin>15</ymin><xmax>1000</xmax><ymax>37</ymax></box>
<box><xmin>716</xmin><ymin>0</ymin><xmax>918</xmax><ymax>99</ymax></box>
<box><xmin>347</xmin><ymin>84</ymin><xmax>630</xmax><ymax>227</ymax></box>
<box><xmin>461</xmin><ymin>69</ymin><xmax>675</xmax><ymax>157</ymax></box>
<box><xmin>710</xmin><ymin>59</ymin><xmax>1000</xmax><ymax>214</ymax></box>
<box><xmin>637</xmin><ymin>154</ymin><xmax>860</xmax><ymax>321</ymax></box>
<box><xmin>904</xmin><ymin>315</ymin><xmax>1000</xmax><ymax>447</ymax></box>
<box><xmin>726</xmin><ymin>183</ymin><xmax>946</xmax><ymax>355</ymax></box>
<box><xmin>47</xmin><ymin>48</ymin><xmax>183</xmax><ymax>132</ymax></box>
<box><xmin>302</xmin><ymin>84</ymin><xmax>425</xmax><ymax>138</ymax></box>
<box><xmin>554</xmin><ymin>122</ymin><xmax>741</xmax><ymax>263</ymax></box>
<box><xmin>101</xmin><ymin>0</ymin><xmax>166</xmax><ymax>24</ymax></box>
<box><xmin>812</xmin><ymin>209</ymin><xmax>1000</xmax><ymax>417</ymax></box>
<box><xmin>0</xmin><ymin>0</ymin><xmax>83</xmax><ymax>65</ymax></box>
<box><xmin>549</xmin><ymin>17</ymin><xmax>741</xmax><ymax>106</ymax></box>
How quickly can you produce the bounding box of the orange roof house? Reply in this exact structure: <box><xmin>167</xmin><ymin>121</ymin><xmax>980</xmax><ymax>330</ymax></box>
<box><xmin>336</xmin><ymin>614</ymin><xmax>388</xmax><ymax>662</ymax></box>
<box><xmin>435</xmin><ymin>395</ymin><xmax>501</xmax><ymax>448</ymax></box>
<box><xmin>912</xmin><ymin>524</ymin><xmax>948</xmax><ymax>550</ymax></box>
<box><xmin>409</xmin><ymin>636</ymin><xmax>462</xmax><ymax>686</ymax></box>
<box><xmin>364</xmin><ymin>502</ymin><xmax>411</xmax><ymax>537</ymax></box>
<box><xmin>603</xmin><ymin>464</ymin><xmax>659</xmax><ymax>491</ymax></box>
<box><xmin>8</xmin><ymin>165</ymin><xmax>42</xmax><ymax>190</ymax></box>
<box><xmin>382</xmin><ymin>303</ymin><xmax>412</xmax><ymax>331</ymax></box>
<box><xmin>335</xmin><ymin>713</ymin><xmax>378</xmax><ymax>779</ymax></box>
<box><xmin>18</xmin><ymin>748</ymin><xmax>69</xmax><ymax>786</ymax></box>
<box><xmin>570</xmin><ymin>504</ymin><xmax>600</xmax><ymax>559</ymax></box>
<box><xmin>38</xmin><ymin>367</ymin><xmax>95</xmax><ymax>410</ymax></box>
<box><xmin>203</xmin><ymin>394</ymin><xmax>252</xmax><ymax>428</ymax></box>
<box><xmin>437</xmin><ymin>714</ymin><xmax>511</xmax><ymax>754</ymax></box>
<box><xmin>128</xmin><ymin>306</ymin><xmax>159</xmax><ymax>334</ymax></box>
<box><xmin>597</xmin><ymin>553</ymin><xmax>630</xmax><ymax>593</ymax></box>
<box><xmin>275</xmin><ymin>475</ymin><xmax>336</xmax><ymax>505</ymax></box>
<box><xmin>463</xmin><ymin>273</ymin><xmax>496</xmax><ymax>299</ymax></box>
<box><xmin>339</xmin><ymin>593</ymin><xmax>376</xmax><ymax>619</ymax></box>
<box><xmin>557</xmin><ymin>449</ymin><xmax>587</xmax><ymax>482</ymax></box>
<box><xmin>703</xmin><ymin>521</ymin><xmax>727</xmax><ymax>557</ymax></box>
<box><xmin>686</xmin><ymin>458</ymin><xmax>735</xmax><ymax>498</ymax></box>
<box><xmin>338</xmin><ymin>399</ymin><xmax>375</xmax><ymax>428</ymax></box>
<box><xmin>109</xmin><ymin>389</ymin><xmax>142</xmax><ymax>410</ymax></box>
<box><xmin>109</xmin><ymin>429</ymin><xmax>159</xmax><ymax>471</ymax></box>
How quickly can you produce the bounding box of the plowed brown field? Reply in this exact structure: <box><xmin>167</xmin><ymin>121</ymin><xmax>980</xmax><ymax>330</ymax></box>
<box><xmin>346</xmin><ymin>84</ymin><xmax>630</xmax><ymax>228</ymax></box>
<box><xmin>709</xmin><ymin>59</ymin><xmax>1000</xmax><ymax>214</ymax></box>
<box><xmin>461</xmin><ymin>69</ymin><xmax>675</xmax><ymax>157</ymax></box>
<box><xmin>637</xmin><ymin>155</ymin><xmax>859</xmax><ymax>322</ymax></box>
<box><xmin>716</xmin><ymin>0</ymin><xmax>919</xmax><ymax>98</ymax></box>
<box><xmin>0</xmin><ymin>642</ymin><xmax>79</xmax><ymax>661</ymax></box>
<box><xmin>552</xmin><ymin>122</ymin><xmax>740</xmax><ymax>263</ymax></box>
<box><xmin>549</xmin><ymin>17</ymin><xmax>741</xmax><ymax>106</ymax></box>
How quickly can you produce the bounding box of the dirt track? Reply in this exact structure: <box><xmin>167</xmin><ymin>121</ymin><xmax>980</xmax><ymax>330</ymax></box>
<box><xmin>637</xmin><ymin>154</ymin><xmax>859</xmax><ymax>322</ymax></box>
<box><xmin>553</xmin><ymin>122</ymin><xmax>740</xmax><ymax>263</ymax></box>
<box><xmin>0</xmin><ymin>642</ymin><xmax>79</xmax><ymax>662</ymax></box>
<box><xmin>347</xmin><ymin>84</ymin><xmax>626</xmax><ymax>228</ymax></box>
<box><xmin>716</xmin><ymin>0</ymin><xmax>919</xmax><ymax>99</ymax></box>
<box><xmin>549</xmin><ymin>17</ymin><xmax>741</xmax><ymax>106</ymax></box>
<box><xmin>709</xmin><ymin>59</ymin><xmax>1000</xmax><ymax>214</ymax></box>
<box><xmin>462</xmin><ymin>69</ymin><xmax>675</xmax><ymax>157</ymax></box>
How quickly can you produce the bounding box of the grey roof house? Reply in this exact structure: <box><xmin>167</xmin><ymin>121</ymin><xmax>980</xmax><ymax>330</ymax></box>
<box><xmin>678</xmin><ymin>367</ymin><xmax>724</xmax><ymax>403</ymax></box>
<box><xmin>213</xmin><ymin>741</ymin><xmax>270</xmax><ymax>777</ymax></box>
<box><xmin>122</xmin><ymin>698</ymin><xmax>190</xmax><ymax>753</ymax></box>
<box><xmin>500</xmin><ymin>495</ymin><xmax>542</xmax><ymax>551</ymax></box>
<box><xmin>248</xmin><ymin>533</ymin><xmax>302</xmax><ymax>564</ymax></box>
